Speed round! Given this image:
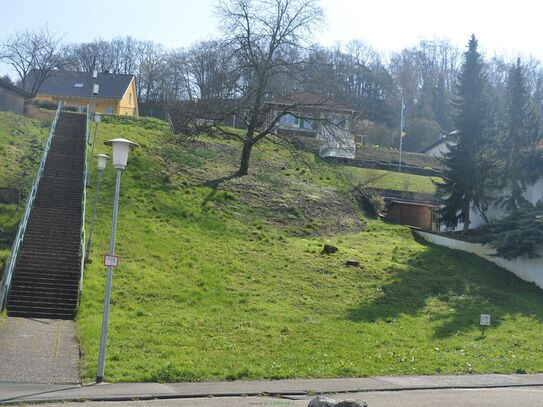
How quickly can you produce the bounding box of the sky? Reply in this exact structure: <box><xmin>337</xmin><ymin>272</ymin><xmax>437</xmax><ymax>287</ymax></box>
<box><xmin>1</xmin><ymin>0</ymin><xmax>543</xmax><ymax>69</ymax></box>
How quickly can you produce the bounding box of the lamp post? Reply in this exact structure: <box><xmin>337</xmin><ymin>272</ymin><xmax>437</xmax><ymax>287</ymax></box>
<box><xmin>91</xmin><ymin>70</ymin><xmax>98</xmax><ymax>115</ymax></box>
<box><xmin>86</xmin><ymin>113</ymin><xmax>101</xmax><ymax>187</ymax></box>
<box><xmin>85</xmin><ymin>154</ymin><xmax>109</xmax><ymax>263</ymax></box>
<box><xmin>96</xmin><ymin>138</ymin><xmax>138</xmax><ymax>384</ymax></box>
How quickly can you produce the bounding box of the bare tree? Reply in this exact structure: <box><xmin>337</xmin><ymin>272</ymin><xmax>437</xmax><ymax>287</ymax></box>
<box><xmin>64</xmin><ymin>36</ymin><xmax>142</xmax><ymax>74</ymax></box>
<box><xmin>164</xmin><ymin>48</ymin><xmax>193</xmax><ymax>101</ymax></box>
<box><xmin>216</xmin><ymin>0</ymin><xmax>324</xmax><ymax>175</ymax></box>
<box><xmin>137</xmin><ymin>41</ymin><xmax>166</xmax><ymax>103</ymax></box>
<box><xmin>187</xmin><ymin>40</ymin><xmax>238</xmax><ymax>101</ymax></box>
<box><xmin>0</xmin><ymin>28</ymin><xmax>65</xmax><ymax>96</ymax></box>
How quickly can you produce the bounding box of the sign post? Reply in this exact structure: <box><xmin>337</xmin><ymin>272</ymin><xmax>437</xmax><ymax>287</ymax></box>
<box><xmin>480</xmin><ymin>314</ymin><xmax>491</xmax><ymax>336</ymax></box>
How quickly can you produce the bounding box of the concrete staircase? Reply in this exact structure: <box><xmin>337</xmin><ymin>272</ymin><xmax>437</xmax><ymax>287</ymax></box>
<box><xmin>7</xmin><ymin>112</ymin><xmax>86</xmax><ymax>319</ymax></box>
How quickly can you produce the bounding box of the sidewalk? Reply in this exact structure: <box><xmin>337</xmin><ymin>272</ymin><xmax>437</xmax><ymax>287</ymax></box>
<box><xmin>1</xmin><ymin>374</ymin><xmax>543</xmax><ymax>404</ymax></box>
<box><xmin>0</xmin><ymin>317</ymin><xmax>79</xmax><ymax>384</ymax></box>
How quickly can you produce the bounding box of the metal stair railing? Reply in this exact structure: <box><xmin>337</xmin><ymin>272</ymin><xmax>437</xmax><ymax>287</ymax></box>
<box><xmin>78</xmin><ymin>106</ymin><xmax>90</xmax><ymax>302</ymax></box>
<box><xmin>0</xmin><ymin>101</ymin><xmax>64</xmax><ymax>311</ymax></box>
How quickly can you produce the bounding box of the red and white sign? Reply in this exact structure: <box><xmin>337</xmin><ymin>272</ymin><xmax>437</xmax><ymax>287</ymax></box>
<box><xmin>104</xmin><ymin>255</ymin><xmax>120</xmax><ymax>267</ymax></box>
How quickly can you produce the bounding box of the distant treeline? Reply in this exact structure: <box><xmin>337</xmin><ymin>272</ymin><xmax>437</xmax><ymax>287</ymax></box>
<box><xmin>4</xmin><ymin>31</ymin><xmax>543</xmax><ymax>152</ymax></box>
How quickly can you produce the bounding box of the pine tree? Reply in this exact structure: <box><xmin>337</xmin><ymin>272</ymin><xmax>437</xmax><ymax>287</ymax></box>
<box><xmin>437</xmin><ymin>35</ymin><xmax>491</xmax><ymax>234</ymax></box>
<box><xmin>498</xmin><ymin>58</ymin><xmax>540</xmax><ymax>210</ymax></box>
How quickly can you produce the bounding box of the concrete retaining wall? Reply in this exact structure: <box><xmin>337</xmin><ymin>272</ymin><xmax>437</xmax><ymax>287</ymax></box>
<box><xmin>415</xmin><ymin>230</ymin><xmax>543</xmax><ymax>290</ymax></box>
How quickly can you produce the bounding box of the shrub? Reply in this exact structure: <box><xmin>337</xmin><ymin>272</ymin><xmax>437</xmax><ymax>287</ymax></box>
<box><xmin>474</xmin><ymin>204</ymin><xmax>543</xmax><ymax>259</ymax></box>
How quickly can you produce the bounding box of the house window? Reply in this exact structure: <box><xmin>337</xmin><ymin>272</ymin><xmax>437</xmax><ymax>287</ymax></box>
<box><xmin>129</xmin><ymin>92</ymin><xmax>132</xmax><ymax>105</ymax></box>
<box><xmin>106</xmin><ymin>106</ymin><xmax>114</xmax><ymax>114</ymax></box>
<box><xmin>280</xmin><ymin>113</ymin><xmax>297</xmax><ymax>126</ymax></box>
<box><xmin>73</xmin><ymin>83</ymin><xmax>84</xmax><ymax>88</ymax></box>
<box><xmin>331</xmin><ymin>115</ymin><xmax>346</xmax><ymax>129</ymax></box>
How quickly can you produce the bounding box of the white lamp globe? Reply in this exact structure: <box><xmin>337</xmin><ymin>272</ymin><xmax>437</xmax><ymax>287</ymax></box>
<box><xmin>96</xmin><ymin>154</ymin><xmax>110</xmax><ymax>171</ymax></box>
<box><xmin>104</xmin><ymin>138</ymin><xmax>139</xmax><ymax>170</ymax></box>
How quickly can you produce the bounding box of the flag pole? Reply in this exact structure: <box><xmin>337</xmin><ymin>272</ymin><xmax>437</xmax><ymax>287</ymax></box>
<box><xmin>399</xmin><ymin>96</ymin><xmax>405</xmax><ymax>172</ymax></box>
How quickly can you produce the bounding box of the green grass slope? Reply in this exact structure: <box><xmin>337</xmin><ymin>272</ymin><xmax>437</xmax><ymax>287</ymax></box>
<box><xmin>356</xmin><ymin>144</ymin><xmax>444</xmax><ymax>170</ymax></box>
<box><xmin>347</xmin><ymin>166</ymin><xmax>439</xmax><ymax>194</ymax></box>
<box><xmin>0</xmin><ymin>112</ymin><xmax>49</xmax><ymax>268</ymax></box>
<box><xmin>76</xmin><ymin>115</ymin><xmax>543</xmax><ymax>383</ymax></box>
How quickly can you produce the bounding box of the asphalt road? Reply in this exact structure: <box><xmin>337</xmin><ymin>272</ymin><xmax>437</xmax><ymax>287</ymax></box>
<box><xmin>25</xmin><ymin>386</ymin><xmax>543</xmax><ymax>407</ymax></box>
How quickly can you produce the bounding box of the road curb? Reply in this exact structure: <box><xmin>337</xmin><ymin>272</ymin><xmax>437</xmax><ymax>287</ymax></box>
<box><xmin>2</xmin><ymin>375</ymin><xmax>543</xmax><ymax>405</ymax></box>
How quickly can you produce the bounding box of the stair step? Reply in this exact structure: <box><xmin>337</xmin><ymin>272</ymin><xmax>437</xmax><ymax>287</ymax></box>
<box><xmin>14</xmin><ymin>264</ymin><xmax>80</xmax><ymax>274</ymax></box>
<box><xmin>22</xmin><ymin>240</ymin><xmax>81</xmax><ymax>251</ymax></box>
<box><xmin>11</xmin><ymin>279</ymin><xmax>79</xmax><ymax>289</ymax></box>
<box><xmin>21</xmin><ymin>244</ymin><xmax>81</xmax><ymax>254</ymax></box>
<box><xmin>13</xmin><ymin>271</ymin><xmax>81</xmax><ymax>281</ymax></box>
<box><xmin>29</xmin><ymin>210</ymin><xmax>82</xmax><ymax>218</ymax></box>
<box><xmin>19</xmin><ymin>248</ymin><xmax>81</xmax><ymax>258</ymax></box>
<box><xmin>42</xmin><ymin>171</ymin><xmax>84</xmax><ymax>178</ymax></box>
<box><xmin>24</xmin><ymin>236</ymin><xmax>80</xmax><ymax>243</ymax></box>
<box><xmin>8</xmin><ymin>301</ymin><xmax>76</xmax><ymax>310</ymax></box>
<box><xmin>7</xmin><ymin>309</ymin><xmax>75</xmax><ymax>320</ymax></box>
<box><xmin>24</xmin><ymin>226</ymin><xmax>81</xmax><ymax>234</ymax></box>
<box><xmin>8</xmin><ymin>290</ymin><xmax>78</xmax><ymax>301</ymax></box>
<box><xmin>8</xmin><ymin>305</ymin><xmax>75</xmax><ymax>319</ymax></box>
<box><xmin>20</xmin><ymin>248</ymin><xmax>81</xmax><ymax>257</ymax></box>
<box><xmin>20</xmin><ymin>238</ymin><xmax>80</xmax><ymax>247</ymax></box>
<box><xmin>12</xmin><ymin>273</ymin><xmax>80</xmax><ymax>282</ymax></box>
<box><xmin>22</xmin><ymin>236</ymin><xmax>81</xmax><ymax>246</ymax></box>
<box><xmin>27</xmin><ymin>211</ymin><xmax>81</xmax><ymax>219</ymax></box>
<box><xmin>18</xmin><ymin>251</ymin><xmax>81</xmax><ymax>261</ymax></box>
<box><xmin>14</xmin><ymin>263</ymin><xmax>80</xmax><ymax>273</ymax></box>
<box><xmin>8</xmin><ymin>298</ymin><xmax>78</xmax><ymax>308</ymax></box>
<box><xmin>13</xmin><ymin>263</ymin><xmax>81</xmax><ymax>276</ymax></box>
<box><xmin>9</xmin><ymin>285</ymin><xmax>79</xmax><ymax>296</ymax></box>
<box><xmin>13</xmin><ymin>267</ymin><xmax>81</xmax><ymax>276</ymax></box>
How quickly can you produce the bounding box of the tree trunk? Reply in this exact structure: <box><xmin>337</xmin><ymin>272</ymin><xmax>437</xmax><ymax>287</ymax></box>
<box><xmin>462</xmin><ymin>201</ymin><xmax>470</xmax><ymax>235</ymax></box>
<box><xmin>237</xmin><ymin>138</ymin><xmax>254</xmax><ymax>176</ymax></box>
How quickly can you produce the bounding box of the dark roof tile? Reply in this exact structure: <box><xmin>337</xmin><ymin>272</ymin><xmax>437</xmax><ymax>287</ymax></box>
<box><xmin>0</xmin><ymin>77</ymin><xmax>30</xmax><ymax>97</ymax></box>
<box><xmin>29</xmin><ymin>69</ymin><xmax>134</xmax><ymax>100</ymax></box>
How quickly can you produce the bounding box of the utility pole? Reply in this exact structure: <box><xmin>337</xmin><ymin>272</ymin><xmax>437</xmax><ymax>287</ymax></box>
<box><xmin>399</xmin><ymin>96</ymin><xmax>406</xmax><ymax>172</ymax></box>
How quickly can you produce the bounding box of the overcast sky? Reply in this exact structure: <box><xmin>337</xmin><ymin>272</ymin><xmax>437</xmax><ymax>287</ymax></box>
<box><xmin>1</xmin><ymin>0</ymin><xmax>542</xmax><ymax>68</ymax></box>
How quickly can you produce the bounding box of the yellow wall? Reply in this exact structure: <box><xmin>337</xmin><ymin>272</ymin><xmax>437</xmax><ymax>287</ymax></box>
<box><xmin>34</xmin><ymin>78</ymin><xmax>139</xmax><ymax>117</ymax></box>
<box><xmin>117</xmin><ymin>78</ymin><xmax>139</xmax><ymax>117</ymax></box>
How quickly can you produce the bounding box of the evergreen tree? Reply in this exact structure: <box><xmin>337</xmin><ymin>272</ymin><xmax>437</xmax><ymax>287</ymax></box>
<box><xmin>437</xmin><ymin>35</ymin><xmax>491</xmax><ymax>234</ymax></box>
<box><xmin>498</xmin><ymin>58</ymin><xmax>541</xmax><ymax>210</ymax></box>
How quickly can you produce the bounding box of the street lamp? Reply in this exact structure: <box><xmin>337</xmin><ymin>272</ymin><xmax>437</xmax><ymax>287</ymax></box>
<box><xmin>91</xmin><ymin>83</ymin><xmax>100</xmax><ymax>116</ymax></box>
<box><xmin>91</xmin><ymin>70</ymin><xmax>98</xmax><ymax>115</ymax></box>
<box><xmin>86</xmin><ymin>113</ymin><xmax>101</xmax><ymax>187</ymax></box>
<box><xmin>96</xmin><ymin>138</ymin><xmax>138</xmax><ymax>384</ymax></box>
<box><xmin>85</xmin><ymin>154</ymin><xmax>109</xmax><ymax>263</ymax></box>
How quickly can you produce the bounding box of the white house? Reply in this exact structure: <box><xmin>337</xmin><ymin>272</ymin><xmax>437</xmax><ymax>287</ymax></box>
<box><xmin>421</xmin><ymin>131</ymin><xmax>458</xmax><ymax>158</ymax></box>
<box><xmin>264</xmin><ymin>91</ymin><xmax>358</xmax><ymax>159</ymax></box>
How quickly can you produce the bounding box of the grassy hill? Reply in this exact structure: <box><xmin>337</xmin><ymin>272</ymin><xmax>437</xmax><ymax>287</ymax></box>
<box><xmin>356</xmin><ymin>144</ymin><xmax>444</xmax><ymax>170</ymax></box>
<box><xmin>347</xmin><ymin>166</ymin><xmax>438</xmax><ymax>194</ymax></box>
<box><xmin>73</xmin><ymin>115</ymin><xmax>543</xmax><ymax>382</ymax></box>
<box><xmin>0</xmin><ymin>112</ymin><xmax>49</xmax><ymax>269</ymax></box>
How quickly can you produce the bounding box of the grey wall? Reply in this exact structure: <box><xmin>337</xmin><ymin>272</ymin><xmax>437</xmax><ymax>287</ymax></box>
<box><xmin>0</xmin><ymin>86</ymin><xmax>25</xmax><ymax>115</ymax></box>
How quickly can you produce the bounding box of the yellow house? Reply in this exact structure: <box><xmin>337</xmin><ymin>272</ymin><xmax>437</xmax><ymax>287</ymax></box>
<box><xmin>30</xmin><ymin>70</ymin><xmax>139</xmax><ymax>116</ymax></box>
